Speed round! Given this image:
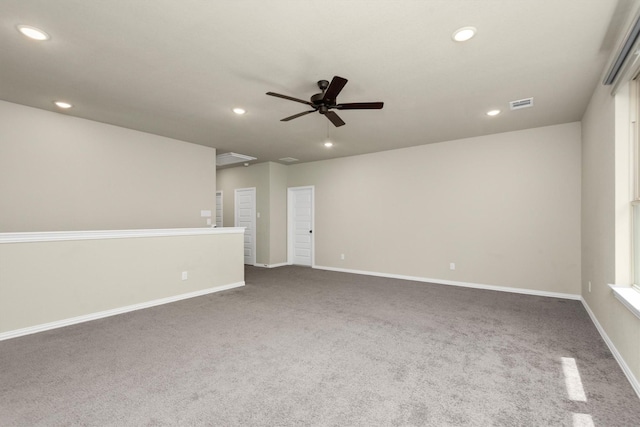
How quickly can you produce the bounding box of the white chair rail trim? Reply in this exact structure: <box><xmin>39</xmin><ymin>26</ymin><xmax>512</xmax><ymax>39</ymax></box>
<box><xmin>0</xmin><ymin>227</ymin><xmax>246</xmax><ymax>244</ymax></box>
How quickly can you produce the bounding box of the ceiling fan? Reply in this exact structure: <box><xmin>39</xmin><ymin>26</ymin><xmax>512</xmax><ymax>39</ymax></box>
<box><xmin>266</xmin><ymin>76</ymin><xmax>383</xmax><ymax>127</ymax></box>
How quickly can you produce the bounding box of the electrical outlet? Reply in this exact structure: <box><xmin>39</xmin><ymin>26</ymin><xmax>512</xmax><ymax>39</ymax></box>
<box><xmin>341</xmin><ymin>254</ymin><xmax>345</xmax><ymax>260</ymax></box>
<box><xmin>589</xmin><ymin>281</ymin><xmax>591</xmax><ymax>293</ymax></box>
<box><xmin>181</xmin><ymin>271</ymin><xmax>188</xmax><ymax>281</ymax></box>
<box><xmin>450</xmin><ymin>262</ymin><xmax>456</xmax><ymax>270</ymax></box>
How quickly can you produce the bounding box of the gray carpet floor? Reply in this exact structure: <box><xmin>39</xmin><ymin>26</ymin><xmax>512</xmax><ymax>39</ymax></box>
<box><xmin>1</xmin><ymin>266</ymin><xmax>640</xmax><ymax>426</ymax></box>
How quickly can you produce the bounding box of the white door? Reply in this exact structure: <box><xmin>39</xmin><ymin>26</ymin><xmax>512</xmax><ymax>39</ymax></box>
<box><xmin>215</xmin><ymin>191</ymin><xmax>223</xmax><ymax>228</ymax></box>
<box><xmin>235</xmin><ymin>188</ymin><xmax>256</xmax><ymax>265</ymax></box>
<box><xmin>288</xmin><ymin>186</ymin><xmax>314</xmax><ymax>266</ymax></box>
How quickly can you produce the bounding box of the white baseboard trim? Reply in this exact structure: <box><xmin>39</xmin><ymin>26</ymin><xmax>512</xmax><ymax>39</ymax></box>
<box><xmin>580</xmin><ymin>298</ymin><xmax>640</xmax><ymax>399</ymax></box>
<box><xmin>313</xmin><ymin>265</ymin><xmax>581</xmax><ymax>300</ymax></box>
<box><xmin>253</xmin><ymin>262</ymin><xmax>289</xmax><ymax>269</ymax></box>
<box><xmin>0</xmin><ymin>281</ymin><xmax>245</xmax><ymax>342</ymax></box>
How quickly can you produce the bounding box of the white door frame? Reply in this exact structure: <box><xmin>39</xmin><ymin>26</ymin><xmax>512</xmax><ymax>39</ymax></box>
<box><xmin>287</xmin><ymin>185</ymin><xmax>315</xmax><ymax>267</ymax></box>
<box><xmin>235</xmin><ymin>187</ymin><xmax>256</xmax><ymax>265</ymax></box>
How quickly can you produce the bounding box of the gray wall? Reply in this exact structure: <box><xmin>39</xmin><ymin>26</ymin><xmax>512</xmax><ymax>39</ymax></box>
<box><xmin>219</xmin><ymin>123</ymin><xmax>582</xmax><ymax>295</ymax></box>
<box><xmin>1</xmin><ymin>232</ymin><xmax>245</xmax><ymax>334</ymax></box>
<box><xmin>0</xmin><ymin>100</ymin><xmax>216</xmax><ymax>232</ymax></box>
<box><xmin>287</xmin><ymin>123</ymin><xmax>582</xmax><ymax>294</ymax></box>
<box><xmin>269</xmin><ymin>162</ymin><xmax>288</xmax><ymax>264</ymax></box>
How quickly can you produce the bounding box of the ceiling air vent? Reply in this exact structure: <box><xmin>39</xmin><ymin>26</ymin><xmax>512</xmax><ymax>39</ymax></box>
<box><xmin>509</xmin><ymin>97</ymin><xmax>534</xmax><ymax>110</ymax></box>
<box><xmin>278</xmin><ymin>157</ymin><xmax>299</xmax><ymax>163</ymax></box>
<box><xmin>216</xmin><ymin>152</ymin><xmax>256</xmax><ymax>167</ymax></box>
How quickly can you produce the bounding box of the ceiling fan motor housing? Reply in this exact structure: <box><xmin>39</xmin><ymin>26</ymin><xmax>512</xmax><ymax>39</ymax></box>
<box><xmin>312</xmin><ymin>80</ymin><xmax>332</xmax><ymax>108</ymax></box>
<box><xmin>311</xmin><ymin>93</ymin><xmax>328</xmax><ymax>107</ymax></box>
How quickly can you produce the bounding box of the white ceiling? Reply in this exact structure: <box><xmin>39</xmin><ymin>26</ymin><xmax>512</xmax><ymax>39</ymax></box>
<box><xmin>0</xmin><ymin>0</ymin><xmax>635</xmax><ymax>165</ymax></box>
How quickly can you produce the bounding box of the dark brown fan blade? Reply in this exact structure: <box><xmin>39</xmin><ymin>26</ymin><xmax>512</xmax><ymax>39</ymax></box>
<box><xmin>336</xmin><ymin>102</ymin><xmax>384</xmax><ymax>110</ymax></box>
<box><xmin>266</xmin><ymin>92</ymin><xmax>313</xmax><ymax>106</ymax></box>
<box><xmin>281</xmin><ymin>110</ymin><xmax>316</xmax><ymax>121</ymax></box>
<box><xmin>322</xmin><ymin>76</ymin><xmax>348</xmax><ymax>103</ymax></box>
<box><xmin>324</xmin><ymin>111</ymin><xmax>345</xmax><ymax>127</ymax></box>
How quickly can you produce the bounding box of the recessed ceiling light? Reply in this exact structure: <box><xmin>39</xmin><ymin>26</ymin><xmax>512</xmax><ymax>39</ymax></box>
<box><xmin>324</xmin><ymin>141</ymin><xmax>333</xmax><ymax>148</ymax></box>
<box><xmin>452</xmin><ymin>26</ymin><xmax>476</xmax><ymax>42</ymax></box>
<box><xmin>54</xmin><ymin>101</ymin><xmax>73</xmax><ymax>109</ymax></box>
<box><xmin>232</xmin><ymin>108</ymin><xmax>246</xmax><ymax>115</ymax></box>
<box><xmin>17</xmin><ymin>25</ymin><xmax>50</xmax><ymax>41</ymax></box>
<box><xmin>486</xmin><ymin>109</ymin><xmax>501</xmax><ymax>116</ymax></box>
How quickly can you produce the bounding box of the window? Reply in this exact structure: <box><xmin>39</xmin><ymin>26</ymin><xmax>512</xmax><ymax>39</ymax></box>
<box><xmin>611</xmin><ymin>79</ymin><xmax>640</xmax><ymax>318</ymax></box>
<box><xmin>632</xmin><ymin>79</ymin><xmax>640</xmax><ymax>289</ymax></box>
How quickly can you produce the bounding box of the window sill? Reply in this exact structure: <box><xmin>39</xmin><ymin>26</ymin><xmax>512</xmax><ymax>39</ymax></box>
<box><xmin>609</xmin><ymin>284</ymin><xmax>640</xmax><ymax>320</ymax></box>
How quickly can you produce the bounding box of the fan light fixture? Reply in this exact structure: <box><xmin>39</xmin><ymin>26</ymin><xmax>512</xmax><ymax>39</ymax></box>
<box><xmin>486</xmin><ymin>109</ymin><xmax>501</xmax><ymax>116</ymax></box>
<box><xmin>54</xmin><ymin>101</ymin><xmax>73</xmax><ymax>109</ymax></box>
<box><xmin>324</xmin><ymin>141</ymin><xmax>333</xmax><ymax>148</ymax></box>
<box><xmin>232</xmin><ymin>108</ymin><xmax>246</xmax><ymax>115</ymax></box>
<box><xmin>452</xmin><ymin>26</ymin><xmax>476</xmax><ymax>42</ymax></box>
<box><xmin>17</xmin><ymin>25</ymin><xmax>50</xmax><ymax>41</ymax></box>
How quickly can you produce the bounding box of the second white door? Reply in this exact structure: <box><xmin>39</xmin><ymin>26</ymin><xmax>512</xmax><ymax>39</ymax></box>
<box><xmin>288</xmin><ymin>186</ymin><xmax>314</xmax><ymax>266</ymax></box>
<box><xmin>235</xmin><ymin>187</ymin><xmax>256</xmax><ymax>265</ymax></box>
